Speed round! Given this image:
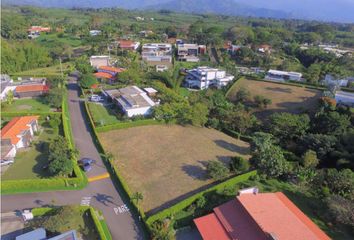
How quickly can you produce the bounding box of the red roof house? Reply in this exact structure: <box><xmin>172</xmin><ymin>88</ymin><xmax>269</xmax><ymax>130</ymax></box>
<box><xmin>95</xmin><ymin>66</ymin><xmax>126</xmax><ymax>84</ymax></box>
<box><xmin>15</xmin><ymin>84</ymin><xmax>49</xmax><ymax>98</ymax></box>
<box><xmin>194</xmin><ymin>190</ymin><xmax>330</xmax><ymax>240</ymax></box>
<box><xmin>117</xmin><ymin>39</ymin><xmax>140</xmax><ymax>50</ymax></box>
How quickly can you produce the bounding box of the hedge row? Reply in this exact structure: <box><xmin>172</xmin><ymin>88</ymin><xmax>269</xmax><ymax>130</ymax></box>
<box><xmin>96</xmin><ymin>119</ymin><xmax>162</xmax><ymax>133</ymax></box>
<box><xmin>222</xmin><ymin>128</ymin><xmax>253</xmax><ymax>142</ymax></box>
<box><xmin>145</xmin><ymin>170</ymin><xmax>257</xmax><ymax>225</ymax></box>
<box><xmin>1</xmin><ymin>112</ymin><xmax>61</xmax><ymax>118</ymax></box>
<box><xmin>1</xmin><ymin>90</ymin><xmax>87</xmax><ymax>195</ymax></box>
<box><xmin>89</xmin><ymin>207</ymin><xmax>113</xmax><ymax>240</ymax></box>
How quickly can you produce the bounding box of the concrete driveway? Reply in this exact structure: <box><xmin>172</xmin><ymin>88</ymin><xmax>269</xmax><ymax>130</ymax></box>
<box><xmin>1</xmin><ymin>80</ymin><xmax>145</xmax><ymax>240</ymax></box>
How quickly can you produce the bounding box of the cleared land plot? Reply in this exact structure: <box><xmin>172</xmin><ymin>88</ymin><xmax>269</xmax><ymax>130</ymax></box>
<box><xmin>1</xmin><ymin>124</ymin><xmax>59</xmax><ymax>180</ymax></box>
<box><xmin>99</xmin><ymin>125</ymin><xmax>250</xmax><ymax>214</ymax></box>
<box><xmin>227</xmin><ymin>79</ymin><xmax>322</xmax><ymax>119</ymax></box>
<box><xmin>87</xmin><ymin>102</ymin><xmax>120</xmax><ymax>126</ymax></box>
<box><xmin>2</xmin><ymin>98</ymin><xmax>52</xmax><ymax>113</ymax></box>
<box><xmin>11</xmin><ymin>62</ymin><xmax>72</xmax><ymax>77</ymax></box>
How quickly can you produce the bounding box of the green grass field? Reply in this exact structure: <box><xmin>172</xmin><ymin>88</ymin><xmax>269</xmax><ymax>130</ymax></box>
<box><xmin>87</xmin><ymin>102</ymin><xmax>121</xmax><ymax>126</ymax></box>
<box><xmin>11</xmin><ymin>62</ymin><xmax>72</xmax><ymax>77</ymax></box>
<box><xmin>2</xmin><ymin>98</ymin><xmax>52</xmax><ymax>113</ymax></box>
<box><xmin>36</xmin><ymin>33</ymin><xmax>83</xmax><ymax>48</ymax></box>
<box><xmin>1</xmin><ymin>124</ymin><xmax>59</xmax><ymax>180</ymax></box>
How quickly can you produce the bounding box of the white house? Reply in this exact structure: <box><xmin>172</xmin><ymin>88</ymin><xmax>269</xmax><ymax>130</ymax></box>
<box><xmin>265</xmin><ymin>69</ymin><xmax>302</xmax><ymax>82</ymax></box>
<box><xmin>1</xmin><ymin>77</ymin><xmax>16</xmax><ymax>100</ymax></box>
<box><xmin>322</xmin><ymin>74</ymin><xmax>349</xmax><ymax>87</ymax></box>
<box><xmin>90</xmin><ymin>56</ymin><xmax>110</xmax><ymax>68</ymax></box>
<box><xmin>185</xmin><ymin>66</ymin><xmax>235</xmax><ymax>90</ymax></box>
<box><xmin>104</xmin><ymin>86</ymin><xmax>157</xmax><ymax>117</ymax></box>
<box><xmin>176</xmin><ymin>43</ymin><xmax>206</xmax><ymax>62</ymax></box>
<box><xmin>335</xmin><ymin>91</ymin><xmax>354</xmax><ymax>107</ymax></box>
<box><xmin>89</xmin><ymin>30</ymin><xmax>101</xmax><ymax>36</ymax></box>
<box><xmin>1</xmin><ymin>116</ymin><xmax>39</xmax><ymax>160</ymax></box>
<box><xmin>142</xmin><ymin>43</ymin><xmax>173</xmax><ymax>70</ymax></box>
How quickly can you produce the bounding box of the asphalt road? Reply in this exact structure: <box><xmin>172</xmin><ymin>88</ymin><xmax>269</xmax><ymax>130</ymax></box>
<box><xmin>1</xmin><ymin>80</ymin><xmax>145</xmax><ymax>240</ymax></box>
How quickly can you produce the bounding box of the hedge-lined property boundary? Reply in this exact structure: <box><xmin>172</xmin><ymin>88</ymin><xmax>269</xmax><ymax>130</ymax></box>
<box><xmin>1</xmin><ymin>90</ymin><xmax>87</xmax><ymax>195</ymax></box>
<box><xmin>145</xmin><ymin>170</ymin><xmax>257</xmax><ymax>225</ymax></box>
<box><xmin>96</xmin><ymin>119</ymin><xmax>162</xmax><ymax>133</ymax></box>
<box><xmin>31</xmin><ymin>206</ymin><xmax>111</xmax><ymax>240</ymax></box>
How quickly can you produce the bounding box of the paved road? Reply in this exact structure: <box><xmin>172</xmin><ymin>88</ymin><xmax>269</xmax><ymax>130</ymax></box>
<box><xmin>1</xmin><ymin>80</ymin><xmax>145</xmax><ymax>240</ymax></box>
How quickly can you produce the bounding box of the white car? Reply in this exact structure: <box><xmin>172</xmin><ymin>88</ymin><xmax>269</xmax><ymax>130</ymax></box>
<box><xmin>90</xmin><ymin>95</ymin><xmax>104</xmax><ymax>102</ymax></box>
<box><xmin>1</xmin><ymin>160</ymin><xmax>14</xmax><ymax>166</ymax></box>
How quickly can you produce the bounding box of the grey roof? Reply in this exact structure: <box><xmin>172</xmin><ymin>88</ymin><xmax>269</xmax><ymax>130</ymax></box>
<box><xmin>15</xmin><ymin>228</ymin><xmax>46</xmax><ymax>240</ymax></box>
<box><xmin>48</xmin><ymin>230</ymin><xmax>77</xmax><ymax>240</ymax></box>
<box><xmin>1</xmin><ymin>80</ymin><xmax>11</xmax><ymax>93</ymax></box>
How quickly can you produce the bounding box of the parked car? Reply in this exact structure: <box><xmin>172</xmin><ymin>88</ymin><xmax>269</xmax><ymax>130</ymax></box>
<box><xmin>78</xmin><ymin>158</ymin><xmax>95</xmax><ymax>172</ymax></box>
<box><xmin>90</xmin><ymin>95</ymin><xmax>104</xmax><ymax>102</ymax></box>
<box><xmin>1</xmin><ymin>159</ymin><xmax>14</xmax><ymax>166</ymax></box>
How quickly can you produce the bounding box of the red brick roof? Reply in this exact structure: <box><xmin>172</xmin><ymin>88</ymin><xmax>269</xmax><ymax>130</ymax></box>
<box><xmin>15</xmin><ymin>85</ymin><xmax>49</xmax><ymax>93</ymax></box>
<box><xmin>28</xmin><ymin>26</ymin><xmax>51</xmax><ymax>32</ymax></box>
<box><xmin>194</xmin><ymin>213</ymin><xmax>230</xmax><ymax>240</ymax></box>
<box><xmin>194</xmin><ymin>192</ymin><xmax>331</xmax><ymax>240</ymax></box>
<box><xmin>1</xmin><ymin>116</ymin><xmax>39</xmax><ymax>145</ymax></box>
<box><xmin>98</xmin><ymin>66</ymin><xmax>125</xmax><ymax>73</ymax></box>
<box><xmin>119</xmin><ymin>40</ymin><xmax>134</xmax><ymax>48</ymax></box>
<box><xmin>94</xmin><ymin>72</ymin><xmax>114</xmax><ymax>79</ymax></box>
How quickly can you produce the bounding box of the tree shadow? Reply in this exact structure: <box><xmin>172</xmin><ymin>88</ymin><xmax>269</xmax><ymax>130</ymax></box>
<box><xmin>265</xmin><ymin>87</ymin><xmax>293</xmax><ymax>93</ymax></box>
<box><xmin>181</xmin><ymin>164</ymin><xmax>208</xmax><ymax>180</ymax></box>
<box><xmin>32</xmin><ymin>141</ymin><xmax>52</xmax><ymax>178</ymax></box>
<box><xmin>93</xmin><ymin>193</ymin><xmax>116</xmax><ymax>206</ymax></box>
<box><xmin>214</xmin><ymin>140</ymin><xmax>249</xmax><ymax>155</ymax></box>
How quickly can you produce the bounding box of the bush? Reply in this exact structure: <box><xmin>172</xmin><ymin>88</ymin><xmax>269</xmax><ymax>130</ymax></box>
<box><xmin>229</xmin><ymin>156</ymin><xmax>250</xmax><ymax>174</ymax></box>
<box><xmin>206</xmin><ymin>160</ymin><xmax>229</xmax><ymax>180</ymax></box>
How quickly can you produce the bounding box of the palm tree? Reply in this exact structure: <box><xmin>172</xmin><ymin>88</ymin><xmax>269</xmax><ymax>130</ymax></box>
<box><xmin>132</xmin><ymin>192</ymin><xmax>143</xmax><ymax>205</ymax></box>
<box><xmin>151</xmin><ymin>64</ymin><xmax>184</xmax><ymax>90</ymax></box>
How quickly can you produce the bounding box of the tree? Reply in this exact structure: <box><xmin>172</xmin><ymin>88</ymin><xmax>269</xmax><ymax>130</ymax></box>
<box><xmin>234</xmin><ymin>87</ymin><xmax>251</xmax><ymax>103</ymax></box>
<box><xmin>225</xmin><ymin>109</ymin><xmax>258</xmax><ymax>135</ymax></box>
<box><xmin>6</xmin><ymin>90</ymin><xmax>14</xmax><ymax>105</ymax></box>
<box><xmin>229</xmin><ymin>156</ymin><xmax>250</xmax><ymax>174</ymax></box>
<box><xmin>267</xmin><ymin>113</ymin><xmax>310</xmax><ymax>142</ymax></box>
<box><xmin>301</xmin><ymin>134</ymin><xmax>337</xmax><ymax>159</ymax></box>
<box><xmin>132</xmin><ymin>192</ymin><xmax>143</xmax><ymax>206</ymax></box>
<box><xmin>206</xmin><ymin>160</ymin><xmax>229</xmax><ymax>180</ymax></box>
<box><xmin>150</xmin><ymin>219</ymin><xmax>175</xmax><ymax>240</ymax></box>
<box><xmin>45</xmin><ymin>88</ymin><xmax>63</xmax><ymax>108</ymax></box>
<box><xmin>254</xmin><ymin>95</ymin><xmax>272</xmax><ymax>109</ymax></box>
<box><xmin>74</xmin><ymin>57</ymin><xmax>93</xmax><ymax>75</ymax></box>
<box><xmin>80</xmin><ymin>74</ymin><xmax>97</xmax><ymax>89</ymax></box>
<box><xmin>251</xmin><ymin>132</ymin><xmax>290</xmax><ymax>178</ymax></box>
<box><xmin>305</xmin><ymin>63</ymin><xmax>322</xmax><ymax>84</ymax></box>
<box><xmin>326</xmin><ymin>195</ymin><xmax>354</xmax><ymax>228</ymax></box>
<box><xmin>48</xmin><ymin>136</ymin><xmax>74</xmax><ymax>176</ymax></box>
<box><xmin>302</xmin><ymin>150</ymin><xmax>319</xmax><ymax>168</ymax></box>
<box><xmin>314</xmin><ymin>111</ymin><xmax>351</xmax><ymax>136</ymax></box>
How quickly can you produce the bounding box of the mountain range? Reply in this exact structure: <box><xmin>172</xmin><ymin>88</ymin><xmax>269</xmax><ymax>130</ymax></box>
<box><xmin>3</xmin><ymin>0</ymin><xmax>354</xmax><ymax>23</ymax></box>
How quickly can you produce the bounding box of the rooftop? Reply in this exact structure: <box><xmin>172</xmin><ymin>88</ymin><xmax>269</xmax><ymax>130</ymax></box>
<box><xmin>194</xmin><ymin>191</ymin><xmax>330</xmax><ymax>240</ymax></box>
<box><xmin>109</xmin><ymin>86</ymin><xmax>155</xmax><ymax>110</ymax></box>
<box><xmin>94</xmin><ymin>72</ymin><xmax>114</xmax><ymax>79</ymax></box>
<box><xmin>98</xmin><ymin>66</ymin><xmax>125</xmax><ymax>73</ymax></box>
<box><xmin>1</xmin><ymin>116</ymin><xmax>39</xmax><ymax>145</ymax></box>
<box><xmin>15</xmin><ymin>84</ymin><xmax>49</xmax><ymax>93</ymax></box>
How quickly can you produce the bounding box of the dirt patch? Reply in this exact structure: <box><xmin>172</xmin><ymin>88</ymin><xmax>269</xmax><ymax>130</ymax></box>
<box><xmin>98</xmin><ymin>125</ymin><xmax>250</xmax><ymax>214</ymax></box>
<box><xmin>227</xmin><ymin>79</ymin><xmax>322</xmax><ymax>119</ymax></box>
<box><xmin>16</xmin><ymin>105</ymin><xmax>32</xmax><ymax>110</ymax></box>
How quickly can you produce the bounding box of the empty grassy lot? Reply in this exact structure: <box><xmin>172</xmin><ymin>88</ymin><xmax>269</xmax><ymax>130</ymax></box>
<box><xmin>227</xmin><ymin>79</ymin><xmax>322</xmax><ymax>119</ymax></box>
<box><xmin>87</xmin><ymin>102</ymin><xmax>120</xmax><ymax>126</ymax></box>
<box><xmin>2</xmin><ymin>98</ymin><xmax>52</xmax><ymax>113</ymax></box>
<box><xmin>98</xmin><ymin>125</ymin><xmax>250</xmax><ymax>214</ymax></box>
<box><xmin>11</xmin><ymin>62</ymin><xmax>72</xmax><ymax>77</ymax></box>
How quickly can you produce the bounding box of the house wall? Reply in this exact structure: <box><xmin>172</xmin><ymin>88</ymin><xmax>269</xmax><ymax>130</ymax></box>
<box><xmin>0</xmin><ymin>86</ymin><xmax>16</xmax><ymax>100</ymax></box>
<box><xmin>16</xmin><ymin>91</ymin><xmax>45</xmax><ymax>98</ymax></box>
<box><xmin>126</xmin><ymin>107</ymin><xmax>152</xmax><ymax>117</ymax></box>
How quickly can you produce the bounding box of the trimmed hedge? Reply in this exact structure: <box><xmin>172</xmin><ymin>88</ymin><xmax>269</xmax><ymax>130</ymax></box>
<box><xmin>145</xmin><ymin>170</ymin><xmax>257</xmax><ymax>225</ymax></box>
<box><xmin>1</xmin><ymin>112</ymin><xmax>61</xmax><ymax>118</ymax></box>
<box><xmin>222</xmin><ymin>128</ymin><xmax>253</xmax><ymax>142</ymax></box>
<box><xmin>89</xmin><ymin>207</ymin><xmax>113</xmax><ymax>240</ymax></box>
<box><xmin>96</xmin><ymin>119</ymin><xmax>162</xmax><ymax>133</ymax></box>
<box><xmin>1</xmin><ymin>90</ymin><xmax>87</xmax><ymax>195</ymax></box>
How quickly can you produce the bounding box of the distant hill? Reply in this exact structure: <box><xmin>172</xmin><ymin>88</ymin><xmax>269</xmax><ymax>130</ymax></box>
<box><xmin>3</xmin><ymin>0</ymin><xmax>291</xmax><ymax>19</ymax></box>
<box><xmin>144</xmin><ymin>0</ymin><xmax>292</xmax><ymax>19</ymax></box>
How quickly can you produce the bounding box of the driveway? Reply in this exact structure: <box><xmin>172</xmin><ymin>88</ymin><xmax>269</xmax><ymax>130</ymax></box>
<box><xmin>1</xmin><ymin>80</ymin><xmax>145</xmax><ymax>240</ymax></box>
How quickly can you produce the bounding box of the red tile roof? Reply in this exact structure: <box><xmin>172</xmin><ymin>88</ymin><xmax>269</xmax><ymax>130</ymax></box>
<box><xmin>94</xmin><ymin>72</ymin><xmax>114</xmax><ymax>79</ymax></box>
<box><xmin>194</xmin><ymin>192</ymin><xmax>331</xmax><ymax>240</ymax></box>
<box><xmin>194</xmin><ymin>213</ymin><xmax>230</xmax><ymax>240</ymax></box>
<box><xmin>1</xmin><ymin>116</ymin><xmax>39</xmax><ymax>145</ymax></box>
<box><xmin>15</xmin><ymin>85</ymin><xmax>49</xmax><ymax>93</ymax></box>
<box><xmin>98</xmin><ymin>66</ymin><xmax>125</xmax><ymax>73</ymax></box>
<box><xmin>28</xmin><ymin>26</ymin><xmax>51</xmax><ymax>32</ymax></box>
<box><xmin>119</xmin><ymin>40</ymin><xmax>134</xmax><ymax>48</ymax></box>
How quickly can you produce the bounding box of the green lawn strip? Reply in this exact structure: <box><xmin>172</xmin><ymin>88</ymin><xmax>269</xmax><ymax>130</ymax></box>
<box><xmin>2</xmin><ymin>98</ymin><xmax>52</xmax><ymax>113</ymax></box>
<box><xmin>87</xmin><ymin>102</ymin><xmax>121</xmax><ymax>126</ymax></box>
<box><xmin>10</xmin><ymin>62</ymin><xmax>72</xmax><ymax>77</ymax></box>
<box><xmin>95</xmin><ymin>119</ymin><xmax>162</xmax><ymax>133</ymax></box>
<box><xmin>28</xmin><ymin>206</ymin><xmax>102</xmax><ymax>240</ymax></box>
<box><xmin>36</xmin><ymin>33</ymin><xmax>83</xmax><ymax>48</ymax></box>
<box><xmin>89</xmin><ymin>207</ymin><xmax>113</xmax><ymax>240</ymax></box>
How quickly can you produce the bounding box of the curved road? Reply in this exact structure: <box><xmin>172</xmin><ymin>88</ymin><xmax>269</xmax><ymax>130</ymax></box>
<box><xmin>1</xmin><ymin>80</ymin><xmax>145</xmax><ymax>240</ymax></box>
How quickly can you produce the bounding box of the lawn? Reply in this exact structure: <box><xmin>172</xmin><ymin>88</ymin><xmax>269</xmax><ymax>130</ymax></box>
<box><xmin>87</xmin><ymin>102</ymin><xmax>121</xmax><ymax>126</ymax></box>
<box><xmin>98</xmin><ymin>125</ymin><xmax>251</xmax><ymax>214</ymax></box>
<box><xmin>2</xmin><ymin>98</ymin><xmax>52</xmax><ymax>113</ymax></box>
<box><xmin>1</xmin><ymin>124</ymin><xmax>59</xmax><ymax>180</ymax></box>
<box><xmin>28</xmin><ymin>206</ymin><xmax>100</xmax><ymax>240</ymax></box>
<box><xmin>11</xmin><ymin>62</ymin><xmax>72</xmax><ymax>77</ymax></box>
<box><xmin>36</xmin><ymin>33</ymin><xmax>83</xmax><ymax>48</ymax></box>
<box><xmin>227</xmin><ymin>79</ymin><xmax>322</xmax><ymax>119</ymax></box>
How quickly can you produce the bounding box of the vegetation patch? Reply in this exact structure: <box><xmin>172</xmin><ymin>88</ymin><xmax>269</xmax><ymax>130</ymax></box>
<box><xmin>1</xmin><ymin>98</ymin><xmax>53</xmax><ymax>113</ymax></box>
<box><xmin>98</xmin><ymin>125</ymin><xmax>251</xmax><ymax>214</ymax></box>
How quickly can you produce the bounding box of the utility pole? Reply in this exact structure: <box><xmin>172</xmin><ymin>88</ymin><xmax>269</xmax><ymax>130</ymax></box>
<box><xmin>59</xmin><ymin>57</ymin><xmax>64</xmax><ymax>78</ymax></box>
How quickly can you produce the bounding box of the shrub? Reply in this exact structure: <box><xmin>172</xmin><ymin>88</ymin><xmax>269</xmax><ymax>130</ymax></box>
<box><xmin>206</xmin><ymin>160</ymin><xmax>229</xmax><ymax>180</ymax></box>
<box><xmin>229</xmin><ymin>156</ymin><xmax>250</xmax><ymax>174</ymax></box>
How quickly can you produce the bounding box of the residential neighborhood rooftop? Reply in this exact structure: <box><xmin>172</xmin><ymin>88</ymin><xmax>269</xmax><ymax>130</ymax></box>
<box><xmin>1</xmin><ymin>116</ymin><xmax>39</xmax><ymax>145</ymax></box>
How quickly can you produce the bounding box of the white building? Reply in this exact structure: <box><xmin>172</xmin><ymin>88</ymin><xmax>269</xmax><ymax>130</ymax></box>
<box><xmin>1</xmin><ymin>75</ymin><xmax>16</xmax><ymax>100</ymax></box>
<box><xmin>335</xmin><ymin>91</ymin><xmax>354</xmax><ymax>107</ymax></box>
<box><xmin>104</xmin><ymin>86</ymin><xmax>157</xmax><ymax>117</ymax></box>
<box><xmin>142</xmin><ymin>43</ymin><xmax>173</xmax><ymax>69</ymax></box>
<box><xmin>265</xmin><ymin>69</ymin><xmax>302</xmax><ymax>82</ymax></box>
<box><xmin>185</xmin><ymin>66</ymin><xmax>235</xmax><ymax>90</ymax></box>
<box><xmin>89</xmin><ymin>56</ymin><xmax>110</xmax><ymax>68</ymax></box>
<box><xmin>176</xmin><ymin>43</ymin><xmax>206</xmax><ymax>62</ymax></box>
<box><xmin>89</xmin><ymin>30</ymin><xmax>101</xmax><ymax>36</ymax></box>
<box><xmin>322</xmin><ymin>74</ymin><xmax>349</xmax><ymax>87</ymax></box>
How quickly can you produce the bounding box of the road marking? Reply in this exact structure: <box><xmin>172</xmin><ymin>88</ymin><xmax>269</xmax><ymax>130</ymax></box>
<box><xmin>81</xmin><ymin>197</ymin><xmax>91</xmax><ymax>206</ymax></box>
<box><xmin>114</xmin><ymin>204</ymin><xmax>130</xmax><ymax>215</ymax></box>
<box><xmin>88</xmin><ymin>172</ymin><xmax>110</xmax><ymax>182</ymax></box>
